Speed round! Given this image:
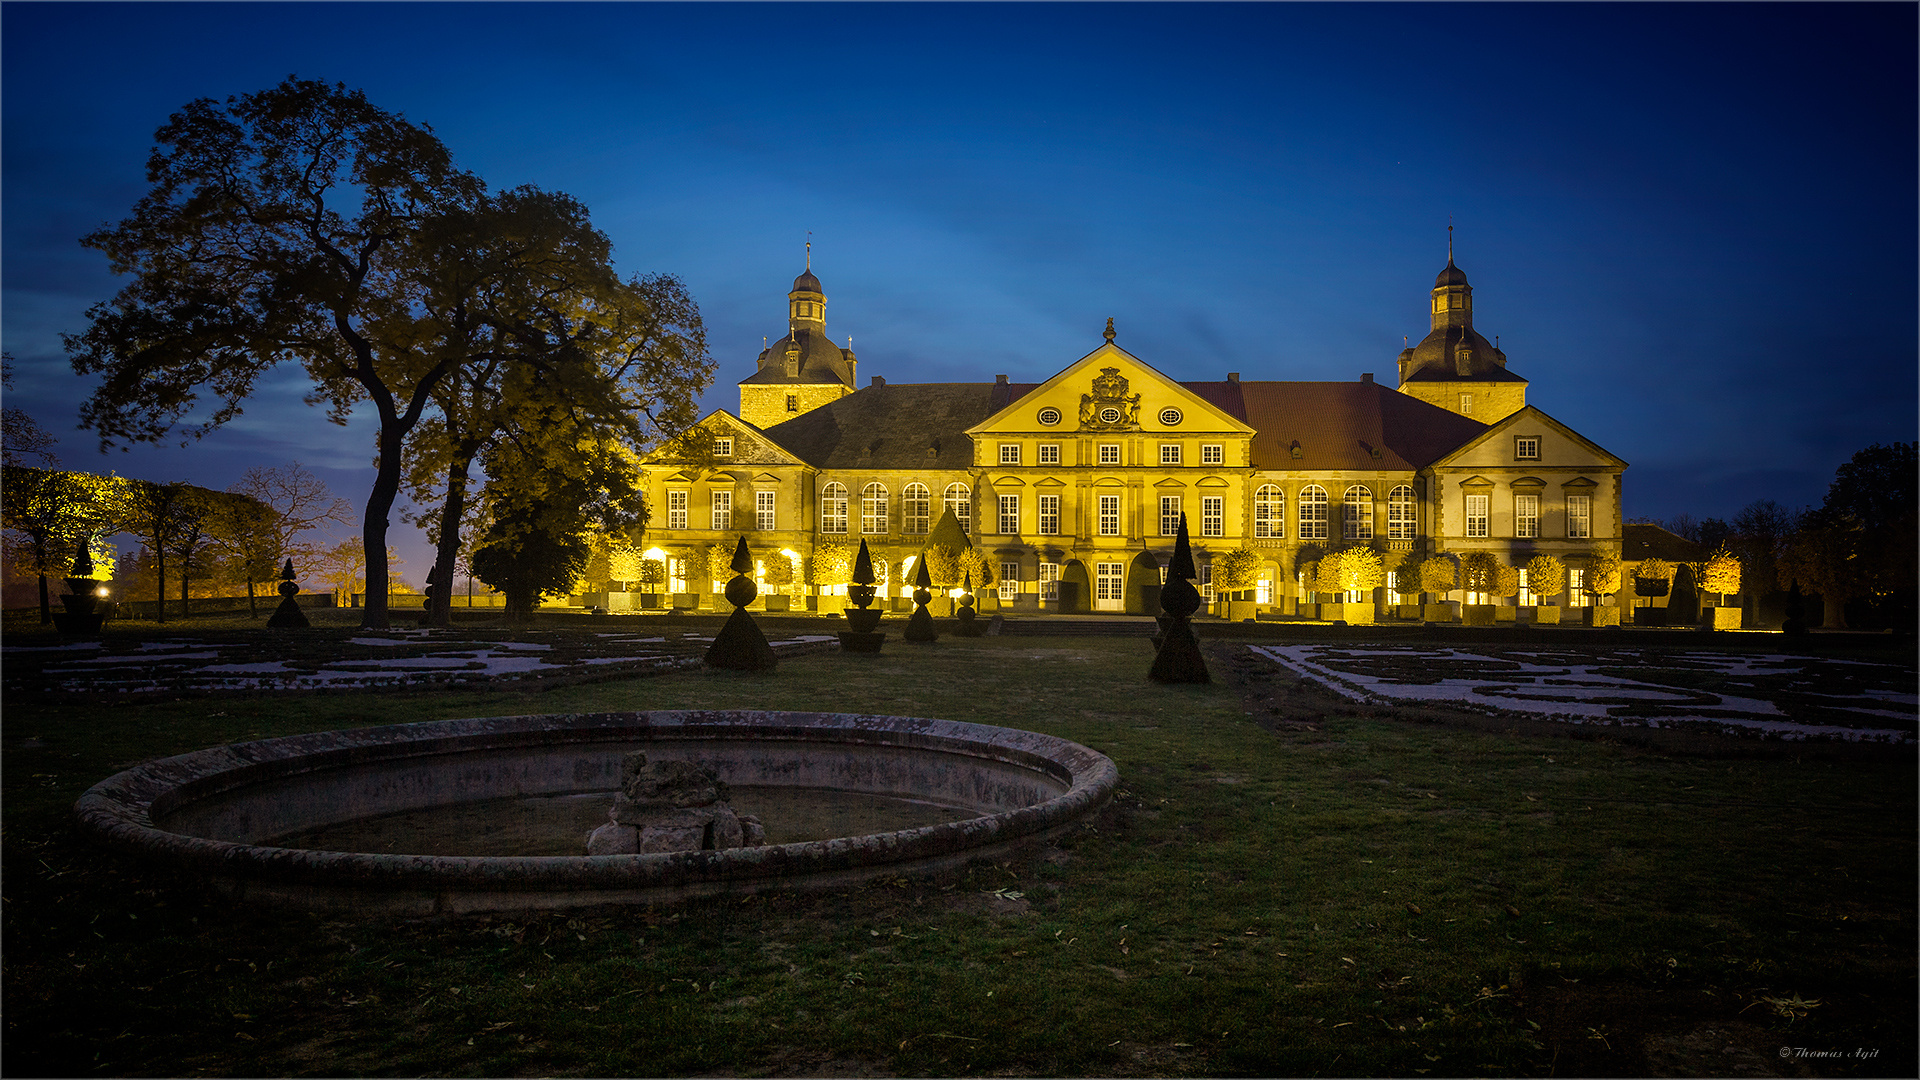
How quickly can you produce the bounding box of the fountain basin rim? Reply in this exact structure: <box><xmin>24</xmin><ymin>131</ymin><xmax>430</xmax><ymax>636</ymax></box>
<box><xmin>74</xmin><ymin>710</ymin><xmax>1118</xmax><ymax>898</ymax></box>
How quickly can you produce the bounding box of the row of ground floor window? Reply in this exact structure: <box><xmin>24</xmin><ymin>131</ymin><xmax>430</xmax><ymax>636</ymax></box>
<box><xmin>634</xmin><ymin>544</ymin><xmax>1643</xmax><ymax>616</ymax></box>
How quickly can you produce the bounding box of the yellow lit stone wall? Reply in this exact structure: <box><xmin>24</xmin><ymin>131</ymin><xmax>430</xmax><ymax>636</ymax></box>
<box><xmin>1398</xmin><ymin>380</ymin><xmax>1527</xmax><ymax>424</ymax></box>
<box><xmin>739</xmin><ymin>382</ymin><xmax>850</xmax><ymax>430</ymax></box>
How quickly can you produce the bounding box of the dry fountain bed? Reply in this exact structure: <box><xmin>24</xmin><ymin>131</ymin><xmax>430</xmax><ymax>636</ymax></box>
<box><xmin>2</xmin><ymin>625</ymin><xmax>1913</xmax><ymax>1077</ymax></box>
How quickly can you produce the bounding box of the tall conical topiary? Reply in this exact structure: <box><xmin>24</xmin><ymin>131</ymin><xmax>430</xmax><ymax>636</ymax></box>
<box><xmin>904</xmin><ymin>554</ymin><xmax>938</xmax><ymax>642</ymax></box>
<box><xmin>839</xmin><ymin>537</ymin><xmax>885</xmax><ymax>650</ymax></box>
<box><xmin>267</xmin><ymin>556</ymin><xmax>311</xmax><ymax>629</ymax></box>
<box><xmin>1150</xmin><ymin>514</ymin><xmax>1210</xmax><ymax>683</ymax></box>
<box><xmin>705</xmin><ymin>536</ymin><xmax>777</xmax><ymax>670</ymax></box>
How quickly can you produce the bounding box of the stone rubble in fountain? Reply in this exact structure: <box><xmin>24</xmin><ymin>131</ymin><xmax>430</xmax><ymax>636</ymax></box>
<box><xmin>584</xmin><ymin>750</ymin><xmax>766</xmax><ymax>855</ymax></box>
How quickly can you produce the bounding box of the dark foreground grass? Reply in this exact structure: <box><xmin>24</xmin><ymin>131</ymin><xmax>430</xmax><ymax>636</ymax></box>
<box><xmin>3</xmin><ymin>635</ymin><xmax>1914</xmax><ymax>1077</ymax></box>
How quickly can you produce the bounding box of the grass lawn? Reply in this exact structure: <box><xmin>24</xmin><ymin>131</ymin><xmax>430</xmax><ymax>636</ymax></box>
<box><xmin>3</xmin><ymin>630</ymin><xmax>1913</xmax><ymax>1077</ymax></box>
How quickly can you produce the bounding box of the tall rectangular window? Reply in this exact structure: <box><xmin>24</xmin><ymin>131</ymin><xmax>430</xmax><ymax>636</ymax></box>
<box><xmin>667</xmin><ymin>490</ymin><xmax>688</xmax><ymax>530</ymax></box>
<box><xmin>1199</xmin><ymin>564</ymin><xmax>1214</xmax><ymax>603</ymax></box>
<box><xmin>1160</xmin><ymin>444</ymin><xmax>1182</xmax><ymax>465</ymax></box>
<box><xmin>667</xmin><ymin>556</ymin><xmax>687</xmax><ymax>594</ymax></box>
<box><xmin>1038</xmin><ymin>494</ymin><xmax>1060</xmax><ymax>535</ymax></box>
<box><xmin>999</xmin><ymin>443</ymin><xmax>1021</xmax><ymax>466</ymax></box>
<box><xmin>998</xmin><ymin>494</ymin><xmax>1020</xmax><ymax>535</ymax></box>
<box><xmin>1254</xmin><ymin>485</ymin><xmax>1283</xmax><ymax>538</ymax></box>
<box><xmin>755</xmin><ymin>490</ymin><xmax>776</xmax><ymax>531</ymax></box>
<box><xmin>1568</xmin><ymin>567</ymin><xmax>1589</xmax><ymax>607</ymax></box>
<box><xmin>1096</xmin><ymin>562</ymin><xmax>1124</xmax><ymax>601</ymax></box>
<box><xmin>903</xmin><ymin>485</ymin><xmax>930</xmax><ymax>534</ymax></box>
<box><xmin>1459</xmin><ymin>393</ymin><xmax>1474</xmax><ymax>415</ymax></box>
<box><xmin>1160</xmin><ymin>495</ymin><xmax>1182</xmax><ymax>537</ymax></box>
<box><xmin>1387</xmin><ymin>485</ymin><xmax>1416</xmax><ymax>540</ymax></box>
<box><xmin>1299</xmin><ymin>486</ymin><xmax>1328</xmax><ymax>540</ymax></box>
<box><xmin>710</xmin><ymin>490</ymin><xmax>731</xmax><ymax>531</ymax></box>
<box><xmin>1465</xmin><ymin>494</ymin><xmax>1489</xmax><ymax>538</ymax></box>
<box><xmin>1037</xmin><ymin>443</ymin><xmax>1061</xmax><ymax>465</ymax></box>
<box><xmin>861</xmin><ymin>484</ymin><xmax>888</xmax><ymax>534</ymax></box>
<box><xmin>1387</xmin><ymin>570</ymin><xmax>1403</xmax><ymax>605</ymax></box>
<box><xmin>1567</xmin><ymin>495</ymin><xmax>1591</xmax><ymax>539</ymax></box>
<box><xmin>1039</xmin><ymin>561</ymin><xmax>1059</xmax><ymax>601</ymax></box>
<box><xmin>1201</xmin><ymin>444</ymin><xmax>1224</xmax><ymax>465</ymax></box>
<box><xmin>1098</xmin><ymin>443</ymin><xmax>1121</xmax><ymax>465</ymax></box>
<box><xmin>998</xmin><ymin>562</ymin><xmax>1018</xmax><ymax>602</ymax></box>
<box><xmin>1518</xmin><ymin>568</ymin><xmax>1535</xmax><ymax>606</ymax></box>
<box><xmin>1098</xmin><ymin>494</ymin><xmax>1121</xmax><ymax>536</ymax></box>
<box><xmin>1515</xmin><ymin>494</ymin><xmax>1539</xmax><ymax>538</ymax></box>
<box><xmin>1201</xmin><ymin>495</ymin><xmax>1223</xmax><ymax>537</ymax></box>
<box><xmin>785</xmin><ymin>393</ymin><xmax>798</xmax><ymax>413</ymax></box>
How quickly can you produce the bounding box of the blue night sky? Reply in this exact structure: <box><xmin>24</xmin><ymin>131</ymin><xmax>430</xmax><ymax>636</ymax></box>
<box><xmin>4</xmin><ymin>2</ymin><xmax>1914</xmax><ymax>582</ymax></box>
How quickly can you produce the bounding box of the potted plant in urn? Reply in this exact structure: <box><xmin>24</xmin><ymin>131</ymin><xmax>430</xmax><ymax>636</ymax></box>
<box><xmin>1700</xmin><ymin>547</ymin><xmax>1743</xmax><ymax>629</ymax></box>
<box><xmin>1525</xmin><ymin>554</ymin><xmax>1567</xmax><ymax>625</ymax></box>
<box><xmin>1314</xmin><ymin>547</ymin><xmax>1382</xmax><ymax>624</ymax></box>
<box><xmin>636</xmin><ymin>557</ymin><xmax>667</xmax><ymax>610</ymax></box>
<box><xmin>1419</xmin><ymin>555</ymin><xmax>1459</xmax><ymax>623</ymax></box>
<box><xmin>1632</xmin><ymin>557</ymin><xmax>1675</xmax><ymax>625</ymax></box>
<box><xmin>1461</xmin><ymin>552</ymin><xmax>1500</xmax><ymax>626</ymax></box>
<box><xmin>762</xmin><ymin>551</ymin><xmax>795</xmax><ymax>612</ymax></box>
<box><xmin>1214</xmin><ymin>548</ymin><xmax>1262</xmax><ymax>622</ymax></box>
<box><xmin>809</xmin><ymin>539</ymin><xmax>854</xmax><ymax>614</ymax></box>
<box><xmin>1583</xmin><ymin>552</ymin><xmax>1623</xmax><ymax>626</ymax></box>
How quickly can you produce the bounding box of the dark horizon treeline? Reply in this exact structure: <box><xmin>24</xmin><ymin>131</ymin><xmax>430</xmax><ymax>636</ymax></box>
<box><xmin>1634</xmin><ymin>442</ymin><xmax>1917</xmax><ymax>630</ymax></box>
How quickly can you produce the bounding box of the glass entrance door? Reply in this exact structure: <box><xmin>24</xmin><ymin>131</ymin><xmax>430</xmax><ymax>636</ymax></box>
<box><xmin>1095</xmin><ymin>562</ymin><xmax>1125</xmax><ymax>612</ymax></box>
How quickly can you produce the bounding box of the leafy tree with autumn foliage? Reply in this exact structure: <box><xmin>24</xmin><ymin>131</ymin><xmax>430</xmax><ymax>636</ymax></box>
<box><xmin>1313</xmin><ymin>546</ymin><xmax>1383</xmax><ymax>599</ymax></box>
<box><xmin>1</xmin><ymin>466</ymin><xmax>122</xmax><ymax>622</ymax></box>
<box><xmin>1524</xmin><ymin>554</ymin><xmax>1566</xmax><ymax>603</ymax></box>
<box><xmin>809</xmin><ymin>540</ymin><xmax>855</xmax><ymax>589</ymax></box>
<box><xmin>1460</xmin><ymin>551</ymin><xmax>1500</xmax><ymax>599</ymax></box>
<box><xmin>1585</xmin><ymin>552</ymin><xmax>1623</xmax><ymax>601</ymax></box>
<box><xmin>1700</xmin><ymin>547</ymin><xmax>1742</xmax><ymax>602</ymax></box>
<box><xmin>1213</xmin><ymin>548</ymin><xmax>1262</xmax><ymax>597</ymax></box>
<box><xmin>1417</xmin><ymin>555</ymin><xmax>1458</xmax><ymax>599</ymax></box>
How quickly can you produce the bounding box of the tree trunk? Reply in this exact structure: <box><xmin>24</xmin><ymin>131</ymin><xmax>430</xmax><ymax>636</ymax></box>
<box><xmin>1823</xmin><ymin>592</ymin><xmax>1850</xmax><ymax>629</ymax></box>
<box><xmin>426</xmin><ymin>450</ymin><xmax>477</xmax><ymax>629</ymax></box>
<box><xmin>246</xmin><ymin>578</ymin><xmax>258</xmax><ymax>618</ymax></box>
<box><xmin>359</xmin><ymin>424</ymin><xmax>408</xmax><ymax>630</ymax></box>
<box><xmin>180</xmin><ymin>566</ymin><xmax>191</xmax><ymax>619</ymax></box>
<box><xmin>154</xmin><ymin>549</ymin><xmax>167</xmax><ymax>624</ymax></box>
<box><xmin>38</xmin><ymin>572</ymin><xmax>51</xmax><ymax>625</ymax></box>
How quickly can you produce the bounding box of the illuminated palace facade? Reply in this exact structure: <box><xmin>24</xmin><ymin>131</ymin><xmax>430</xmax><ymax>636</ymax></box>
<box><xmin>639</xmin><ymin>256</ymin><xmax>1626</xmax><ymax>615</ymax></box>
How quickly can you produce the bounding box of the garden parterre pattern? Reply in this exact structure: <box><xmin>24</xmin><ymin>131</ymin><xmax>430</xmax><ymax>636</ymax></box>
<box><xmin>1249</xmin><ymin>643</ymin><xmax>1917</xmax><ymax>743</ymax></box>
<box><xmin>2</xmin><ymin>628</ymin><xmax>839</xmax><ymax>696</ymax></box>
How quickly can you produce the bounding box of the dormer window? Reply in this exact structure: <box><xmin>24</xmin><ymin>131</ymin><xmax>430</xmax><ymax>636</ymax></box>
<box><xmin>713</xmin><ymin>437</ymin><xmax>733</xmax><ymax>457</ymax></box>
<box><xmin>1515</xmin><ymin>436</ymin><xmax>1539</xmax><ymax>460</ymax></box>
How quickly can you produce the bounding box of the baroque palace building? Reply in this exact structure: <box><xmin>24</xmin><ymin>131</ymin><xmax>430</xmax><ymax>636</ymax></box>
<box><xmin>639</xmin><ymin>250</ymin><xmax>1627</xmax><ymax>616</ymax></box>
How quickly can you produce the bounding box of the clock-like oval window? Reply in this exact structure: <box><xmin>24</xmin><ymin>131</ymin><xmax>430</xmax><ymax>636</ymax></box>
<box><xmin>1100</xmin><ymin>407</ymin><xmax>1122</xmax><ymax>424</ymax></box>
<box><xmin>1037</xmin><ymin>407</ymin><xmax>1061</xmax><ymax>426</ymax></box>
<box><xmin>1159</xmin><ymin>407</ymin><xmax>1183</xmax><ymax>426</ymax></box>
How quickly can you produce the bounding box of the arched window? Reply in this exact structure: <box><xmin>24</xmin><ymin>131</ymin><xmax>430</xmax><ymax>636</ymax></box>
<box><xmin>1254</xmin><ymin>484</ymin><xmax>1283</xmax><ymax>539</ymax></box>
<box><xmin>861</xmin><ymin>483</ymin><xmax>888</xmax><ymax>534</ymax></box>
<box><xmin>944</xmin><ymin>483</ymin><xmax>971</xmax><ymax>534</ymax></box>
<box><xmin>1298</xmin><ymin>485</ymin><xmax>1328</xmax><ymax>540</ymax></box>
<box><xmin>820</xmin><ymin>482</ymin><xmax>848</xmax><ymax>534</ymax></box>
<box><xmin>1388</xmin><ymin>485</ymin><xmax>1416</xmax><ymax>540</ymax></box>
<box><xmin>902</xmin><ymin>483</ymin><xmax>931</xmax><ymax>535</ymax></box>
<box><xmin>1343</xmin><ymin>485</ymin><xmax>1373</xmax><ymax>541</ymax></box>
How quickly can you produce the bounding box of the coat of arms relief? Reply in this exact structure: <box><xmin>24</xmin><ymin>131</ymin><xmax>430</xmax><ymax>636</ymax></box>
<box><xmin>1079</xmin><ymin>367</ymin><xmax>1141</xmax><ymax>431</ymax></box>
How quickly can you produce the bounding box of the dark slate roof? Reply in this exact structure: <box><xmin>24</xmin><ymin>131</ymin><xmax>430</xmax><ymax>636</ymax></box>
<box><xmin>739</xmin><ymin>327</ymin><xmax>855</xmax><ymax>387</ymax></box>
<box><xmin>1435</xmin><ymin>260</ymin><xmax>1469</xmax><ymax>288</ymax></box>
<box><xmin>1399</xmin><ymin>324</ymin><xmax>1524</xmax><ymax>382</ymax></box>
<box><xmin>1622</xmin><ymin>524</ymin><xmax>1706</xmax><ymax>563</ymax></box>
<box><xmin>791</xmin><ymin>270</ymin><xmax>823</xmax><ymax>294</ymax></box>
<box><xmin>759</xmin><ymin>383</ymin><xmax>1001</xmax><ymax>469</ymax></box>
<box><xmin>1240</xmin><ymin>381</ymin><xmax>1488</xmax><ymax>471</ymax></box>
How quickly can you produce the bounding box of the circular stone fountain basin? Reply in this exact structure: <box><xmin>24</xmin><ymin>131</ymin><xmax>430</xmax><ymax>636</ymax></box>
<box><xmin>73</xmin><ymin>710</ymin><xmax>1118</xmax><ymax>914</ymax></box>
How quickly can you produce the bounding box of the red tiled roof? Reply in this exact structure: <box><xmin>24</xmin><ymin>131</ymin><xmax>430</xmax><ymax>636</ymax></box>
<box><xmin>1239</xmin><ymin>381</ymin><xmax>1488</xmax><ymax>471</ymax></box>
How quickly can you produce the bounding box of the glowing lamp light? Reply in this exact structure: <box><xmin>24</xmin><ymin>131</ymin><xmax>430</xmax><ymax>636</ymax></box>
<box><xmin>95</xmin><ymin>587</ymin><xmax>110</xmax><ymax>597</ymax></box>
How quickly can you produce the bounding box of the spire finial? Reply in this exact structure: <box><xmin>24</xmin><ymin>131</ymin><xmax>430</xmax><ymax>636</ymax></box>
<box><xmin>1103</xmin><ymin>317</ymin><xmax>1116</xmax><ymax>343</ymax></box>
<box><xmin>1447</xmin><ymin>219</ymin><xmax>1454</xmax><ymax>265</ymax></box>
<box><xmin>806</xmin><ymin>231</ymin><xmax>812</xmax><ymax>271</ymax></box>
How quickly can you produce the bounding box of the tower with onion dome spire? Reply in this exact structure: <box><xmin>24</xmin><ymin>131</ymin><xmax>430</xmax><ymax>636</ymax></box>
<box><xmin>1394</xmin><ymin>227</ymin><xmax>1529</xmax><ymax>423</ymax></box>
<box><xmin>738</xmin><ymin>240</ymin><xmax>860</xmax><ymax>428</ymax></box>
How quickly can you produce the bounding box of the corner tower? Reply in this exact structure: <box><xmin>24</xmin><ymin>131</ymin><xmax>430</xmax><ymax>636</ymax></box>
<box><xmin>738</xmin><ymin>248</ymin><xmax>858</xmax><ymax>429</ymax></box>
<box><xmin>1394</xmin><ymin>235</ymin><xmax>1527</xmax><ymax>423</ymax></box>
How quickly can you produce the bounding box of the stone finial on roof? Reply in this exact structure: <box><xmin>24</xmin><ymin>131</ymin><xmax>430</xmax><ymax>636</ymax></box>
<box><xmin>1103</xmin><ymin>317</ymin><xmax>1116</xmax><ymax>343</ymax></box>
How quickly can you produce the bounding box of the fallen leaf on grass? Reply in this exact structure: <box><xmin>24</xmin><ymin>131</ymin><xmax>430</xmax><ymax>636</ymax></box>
<box><xmin>1405</xmin><ymin>903</ymin><xmax>1423</xmax><ymax>916</ymax></box>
